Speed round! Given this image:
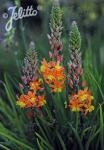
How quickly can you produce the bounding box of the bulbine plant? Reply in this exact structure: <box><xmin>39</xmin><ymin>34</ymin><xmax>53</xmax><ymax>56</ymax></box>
<box><xmin>17</xmin><ymin>4</ymin><xmax>94</xmax><ymax>115</ymax></box>
<box><xmin>16</xmin><ymin>3</ymin><xmax>95</xmax><ymax>149</ymax></box>
<box><xmin>0</xmin><ymin>3</ymin><xmax>104</xmax><ymax>150</ymax></box>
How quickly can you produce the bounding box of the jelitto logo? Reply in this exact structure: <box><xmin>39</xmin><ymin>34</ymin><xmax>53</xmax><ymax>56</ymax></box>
<box><xmin>2</xmin><ymin>5</ymin><xmax>38</xmax><ymax>32</ymax></box>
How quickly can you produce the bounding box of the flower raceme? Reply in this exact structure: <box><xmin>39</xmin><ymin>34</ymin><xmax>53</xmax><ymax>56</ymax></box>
<box><xmin>67</xmin><ymin>89</ymin><xmax>94</xmax><ymax>115</ymax></box>
<box><xmin>40</xmin><ymin>59</ymin><xmax>65</xmax><ymax>93</ymax></box>
<box><xmin>16</xmin><ymin>78</ymin><xmax>46</xmax><ymax>108</ymax></box>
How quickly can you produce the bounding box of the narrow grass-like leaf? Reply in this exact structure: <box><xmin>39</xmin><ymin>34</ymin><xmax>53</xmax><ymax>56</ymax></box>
<box><xmin>37</xmin><ymin>138</ymin><xmax>43</xmax><ymax>150</ymax></box>
<box><xmin>89</xmin><ymin>72</ymin><xmax>104</xmax><ymax>101</ymax></box>
<box><xmin>56</xmin><ymin>131</ymin><xmax>67</xmax><ymax>150</ymax></box>
<box><xmin>0</xmin><ymin>144</ymin><xmax>11</xmax><ymax>150</ymax></box>
<box><xmin>68</xmin><ymin>123</ymin><xmax>83</xmax><ymax>150</ymax></box>
<box><xmin>35</xmin><ymin>132</ymin><xmax>54</xmax><ymax>150</ymax></box>
<box><xmin>99</xmin><ymin>104</ymin><xmax>104</xmax><ymax>150</ymax></box>
<box><xmin>3</xmin><ymin>74</ymin><xmax>26</xmax><ymax>138</ymax></box>
<box><xmin>81</xmin><ymin>127</ymin><xmax>91</xmax><ymax>142</ymax></box>
<box><xmin>35</xmin><ymin>118</ymin><xmax>50</xmax><ymax>143</ymax></box>
<box><xmin>86</xmin><ymin>127</ymin><xmax>101</xmax><ymax>150</ymax></box>
<box><xmin>0</xmin><ymin>131</ymin><xmax>34</xmax><ymax>150</ymax></box>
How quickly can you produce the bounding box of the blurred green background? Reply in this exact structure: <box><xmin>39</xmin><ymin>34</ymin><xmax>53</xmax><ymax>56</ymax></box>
<box><xmin>0</xmin><ymin>0</ymin><xmax>104</xmax><ymax>78</ymax></box>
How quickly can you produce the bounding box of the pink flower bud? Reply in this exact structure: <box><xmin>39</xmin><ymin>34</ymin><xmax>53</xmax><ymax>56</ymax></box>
<box><xmin>49</xmin><ymin>51</ymin><xmax>53</xmax><ymax>59</ymax></box>
<box><xmin>82</xmin><ymin>81</ymin><xmax>87</xmax><ymax>87</ymax></box>
<box><xmin>60</xmin><ymin>44</ymin><xmax>63</xmax><ymax>51</ymax></box>
<box><xmin>54</xmin><ymin>49</ymin><xmax>58</xmax><ymax>58</ymax></box>
<box><xmin>69</xmin><ymin>80</ymin><xmax>73</xmax><ymax>88</ymax></box>
<box><xmin>19</xmin><ymin>83</ymin><xmax>24</xmax><ymax>90</ymax></box>
<box><xmin>60</xmin><ymin>55</ymin><xmax>63</xmax><ymax>62</ymax></box>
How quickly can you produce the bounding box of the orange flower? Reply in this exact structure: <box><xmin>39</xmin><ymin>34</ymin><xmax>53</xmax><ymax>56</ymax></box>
<box><xmin>67</xmin><ymin>89</ymin><xmax>94</xmax><ymax>115</ymax></box>
<box><xmin>40</xmin><ymin>59</ymin><xmax>65</xmax><ymax>93</ymax></box>
<box><xmin>16</xmin><ymin>91</ymin><xmax>46</xmax><ymax>108</ymax></box>
<box><xmin>50</xmin><ymin>80</ymin><xmax>64</xmax><ymax>93</ymax></box>
<box><xmin>17</xmin><ymin>77</ymin><xmax>46</xmax><ymax>108</ymax></box>
<box><xmin>68</xmin><ymin>94</ymin><xmax>83</xmax><ymax>112</ymax></box>
<box><xmin>29</xmin><ymin>78</ymin><xmax>43</xmax><ymax>92</ymax></box>
<box><xmin>16</xmin><ymin>91</ymin><xmax>35</xmax><ymax>108</ymax></box>
<box><xmin>34</xmin><ymin>95</ymin><xmax>46</xmax><ymax>108</ymax></box>
<box><xmin>84</xmin><ymin>104</ymin><xmax>94</xmax><ymax>115</ymax></box>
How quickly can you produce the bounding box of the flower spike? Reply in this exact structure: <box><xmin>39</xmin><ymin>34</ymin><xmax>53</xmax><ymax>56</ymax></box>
<box><xmin>22</xmin><ymin>49</ymin><xmax>38</xmax><ymax>85</ymax></box>
<box><xmin>68</xmin><ymin>21</ymin><xmax>83</xmax><ymax>93</ymax></box>
<box><xmin>47</xmin><ymin>3</ymin><xmax>63</xmax><ymax>63</ymax></box>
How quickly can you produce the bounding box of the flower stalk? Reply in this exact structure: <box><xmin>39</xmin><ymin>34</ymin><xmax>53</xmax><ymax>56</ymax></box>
<box><xmin>22</xmin><ymin>49</ymin><xmax>38</xmax><ymax>85</ymax></box>
<box><xmin>68</xmin><ymin>21</ymin><xmax>83</xmax><ymax>94</ymax></box>
<box><xmin>47</xmin><ymin>3</ymin><xmax>63</xmax><ymax>63</ymax></box>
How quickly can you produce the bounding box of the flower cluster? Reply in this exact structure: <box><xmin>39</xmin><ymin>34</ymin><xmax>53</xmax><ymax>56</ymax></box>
<box><xmin>16</xmin><ymin>78</ymin><xmax>46</xmax><ymax>108</ymax></box>
<box><xmin>67</xmin><ymin>89</ymin><xmax>94</xmax><ymax>115</ymax></box>
<box><xmin>40</xmin><ymin>59</ymin><xmax>65</xmax><ymax>93</ymax></box>
<box><xmin>16</xmin><ymin>4</ymin><xmax>95</xmax><ymax>116</ymax></box>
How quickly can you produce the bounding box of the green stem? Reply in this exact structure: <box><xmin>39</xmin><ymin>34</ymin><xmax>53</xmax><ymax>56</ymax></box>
<box><xmin>76</xmin><ymin>112</ymin><xmax>79</xmax><ymax>132</ymax></box>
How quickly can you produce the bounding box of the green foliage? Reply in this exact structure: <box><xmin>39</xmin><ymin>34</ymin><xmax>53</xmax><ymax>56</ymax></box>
<box><xmin>0</xmin><ymin>57</ymin><xmax>104</xmax><ymax>149</ymax></box>
<box><xmin>0</xmin><ymin>72</ymin><xmax>104</xmax><ymax>149</ymax></box>
<box><xmin>0</xmin><ymin>74</ymin><xmax>35</xmax><ymax>150</ymax></box>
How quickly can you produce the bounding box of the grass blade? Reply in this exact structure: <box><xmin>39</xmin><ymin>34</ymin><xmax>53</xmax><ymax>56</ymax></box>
<box><xmin>35</xmin><ymin>132</ymin><xmax>54</xmax><ymax>150</ymax></box>
<box><xmin>56</xmin><ymin>131</ymin><xmax>67</xmax><ymax>150</ymax></box>
<box><xmin>0</xmin><ymin>131</ymin><xmax>34</xmax><ymax>150</ymax></box>
<box><xmin>99</xmin><ymin>104</ymin><xmax>104</xmax><ymax>150</ymax></box>
<box><xmin>68</xmin><ymin>123</ymin><xmax>83</xmax><ymax>150</ymax></box>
